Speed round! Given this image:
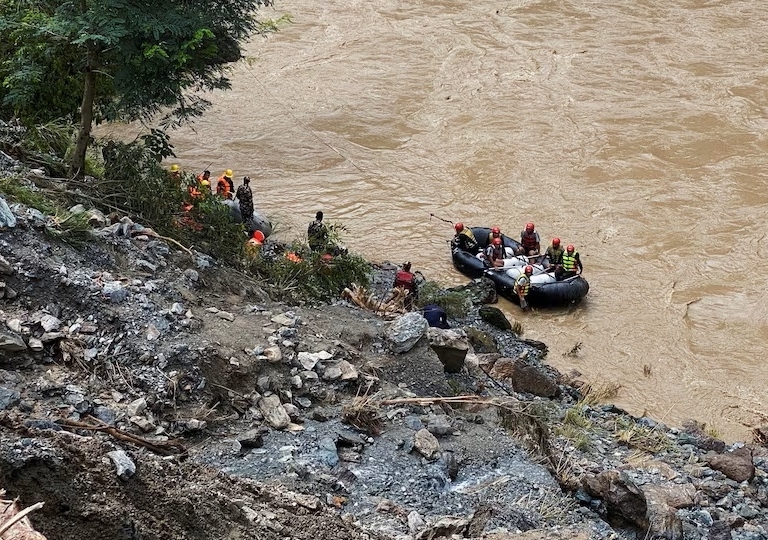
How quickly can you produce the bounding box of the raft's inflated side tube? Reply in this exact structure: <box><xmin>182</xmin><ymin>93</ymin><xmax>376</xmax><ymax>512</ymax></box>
<box><xmin>451</xmin><ymin>227</ymin><xmax>589</xmax><ymax>308</ymax></box>
<box><xmin>222</xmin><ymin>199</ymin><xmax>273</xmax><ymax>238</ymax></box>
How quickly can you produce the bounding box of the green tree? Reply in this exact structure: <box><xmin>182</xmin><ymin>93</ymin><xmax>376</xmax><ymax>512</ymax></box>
<box><xmin>0</xmin><ymin>0</ymin><xmax>270</xmax><ymax>176</ymax></box>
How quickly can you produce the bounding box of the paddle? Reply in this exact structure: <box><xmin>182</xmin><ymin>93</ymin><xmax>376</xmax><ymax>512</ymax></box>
<box><xmin>429</xmin><ymin>212</ymin><xmax>454</xmax><ymax>225</ymax></box>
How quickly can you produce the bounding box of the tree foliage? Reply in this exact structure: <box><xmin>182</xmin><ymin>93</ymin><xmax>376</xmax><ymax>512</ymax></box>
<box><xmin>0</xmin><ymin>0</ymin><xmax>273</xmax><ymax>175</ymax></box>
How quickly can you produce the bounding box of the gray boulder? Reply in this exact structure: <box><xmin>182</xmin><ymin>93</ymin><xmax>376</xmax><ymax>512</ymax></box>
<box><xmin>427</xmin><ymin>327</ymin><xmax>469</xmax><ymax>373</ymax></box>
<box><xmin>107</xmin><ymin>449</ymin><xmax>136</xmax><ymax>481</ymax></box>
<box><xmin>0</xmin><ymin>330</ymin><xmax>27</xmax><ymax>352</ymax></box>
<box><xmin>387</xmin><ymin>312</ymin><xmax>428</xmax><ymax>354</ymax></box>
<box><xmin>0</xmin><ymin>386</ymin><xmax>20</xmax><ymax>410</ymax></box>
<box><xmin>0</xmin><ymin>197</ymin><xmax>16</xmax><ymax>228</ymax></box>
<box><xmin>478</xmin><ymin>306</ymin><xmax>512</xmax><ymax>330</ymax></box>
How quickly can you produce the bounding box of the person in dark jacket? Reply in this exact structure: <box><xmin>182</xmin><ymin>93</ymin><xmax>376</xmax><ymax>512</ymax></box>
<box><xmin>451</xmin><ymin>222</ymin><xmax>480</xmax><ymax>254</ymax></box>
<box><xmin>423</xmin><ymin>304</ymin><xmax>449</xmax><ymax>329</ymax></box>
<box><xmin>235</xmin><ymin>176</ymin><xmax>254</xmax><ymax>221</ymax></box>
<box><xmin>307</xmin><ymin>211</ymin><xmax>329</xmax><ymax>252</ymax></box>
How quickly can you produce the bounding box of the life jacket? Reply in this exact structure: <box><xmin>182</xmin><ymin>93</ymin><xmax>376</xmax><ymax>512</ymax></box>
<box><xmin>486</xmin><ymin>244</ymin><xmax>504</xmax><ymax>261</ymax></box>
<box><xmin>515</xmin><ymin>274</ymin><xmax>531</xmax><ymax>296</ymax></box>
<box><xmin>187</xmin><ymin>185</ymin><xmax>202</xmax><ymax>199</ymax></box>
<box><xmin>454</xmin><ymin>228</ymin><xmax>479</xmax><ymax>252</ymax></box>
<box><xmin>562</xmin><ymin>251</ymin><xmax>578</xmax><ymax>272</ymax></box>
<box><xmin>394</xmin><ymin>270</ymin><xmax>415</xmax><ymax>292</ymax></box>
<box><xmin>216</xmin><ymin>176</ymin><xmax>230</xmax><ymax>197</ymax></box>
<box><xmin>521</xmin><ymin>230</ymin><xmax>538</xmax><ymax>251</ymax></box>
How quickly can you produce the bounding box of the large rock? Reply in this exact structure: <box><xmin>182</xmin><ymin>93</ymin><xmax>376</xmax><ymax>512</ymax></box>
<box><xmin>641</xmin><ymin>483</ymin><xmax>696</xmax><ymax>540</ymax></box>
<box><xmin>237</xmin><ymin>428</ymin><xmax>266</xmax><ymax>449</ymax></box>
<box><xmin>465</xmin><ymin>327</ymin><xmax>498</xmax><ymax>354</ymax></box>
<box><xmin>337</xmin><ymin>360</ymin><xmax>359</xmax><ymax>381</ymax></box>
<box><xmin>413</xmin><ymin>428</ymin><xmax>440</xmax><ymax>460</ymax></box>
<box><xmin>415</xmin><ymin>517</ymin><xmax>468</xmax><ymax>540</ymax></box>
<box><xmin>583</xmin><ymin>471</ymin><xmax>647</xmax><ymax>529</ymax></box>
<box><xmin>490</xmin><ymin>358</ymin><xmax>558</xmax><ymax>397</ymax></box>
<box><xmin>258</xmin><ymin>394</ymin><xmax>290</xmax><ymax>430</ymax></box>
<box><xmin>0</xmin><ymin>330</ymin><xmax>27</xmax><ymax>352</ymax></box>
<box><xmin>0</xmin><ymin>196</ymin><xmax>16</xmax><ymax>228</ymax></box>
<box><xmin>707</xmin><ymin>446</ymin><xmax>755</xmax><ymax>483</ymax></box>
<box><xmin>510</xmin><ymin>359</ymin><xmax>559</xmax><ymax>397</ymax></box>
<box><xmin>427</xmin><ymin>327</ymin><xmax>469</xmax><ymax>373</ymax></box>
<box><xmin>426</xmin><ymin>414</ymin><xmax>453</xmax><ymax>436</ymax></box>
<box><xmin>478</xmin><ymin>306</ymin><xmax>512</xmax><ymax>330</ymax></box>
<box><xmin>0</xmin><ymin>254</ymin><xmax>12</xmax><ymax>275</ymax></box>
<box><xmin>297</xmin><ymin>350</ymin><xmax>333</xmax><ymax>370</ymax></box>
<box><xmin>387</xmin><ymin>312</ymin><xmax>428</xmax><ymax>354</ymax></box>
<box><xmin>0</xmin><ymin>386</ymin><xmax>20</xmax><ymax>410</ymax></box>
<box><xmin>107</xmin><ymin>449</ymin><xmax>136</xmax><ymax>481</ymax></box>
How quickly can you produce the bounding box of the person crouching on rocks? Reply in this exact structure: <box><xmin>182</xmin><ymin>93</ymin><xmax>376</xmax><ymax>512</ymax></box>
<box><xmin>393</xmin><ymin>262</ymin><xmax>417</xmax><ymax>309</ymax></box>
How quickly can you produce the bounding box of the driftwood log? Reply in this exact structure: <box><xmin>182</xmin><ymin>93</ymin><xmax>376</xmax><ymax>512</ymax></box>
<box><xmin>0</xmin><ymin>490</ymin><xmax>46</xmax><ymax>540</ymax></box>
<box><xmin>342</xmin><ymin>284</ymin><xmax>410</xmax><ymax>319</ymax></box>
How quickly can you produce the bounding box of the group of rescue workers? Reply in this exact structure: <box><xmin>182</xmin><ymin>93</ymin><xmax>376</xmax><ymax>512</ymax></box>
<box><xmin>452</xmin><ymin>221</ymin><xmax>583</xmax><ymax>309</ymax></box>
<box><xmin>170</xmin><ymin>165</ymin><xmax>255</xmax><ymax>220</ymax></box>
<box><xmin>170</xmin><ymin>164</ymin><xmax>261</xmax><ymax>248</ymax></box>
<box><xmin>168</xmin><ymin>165</ymin><xmax>583</xmax><ymax>316</ymax></box>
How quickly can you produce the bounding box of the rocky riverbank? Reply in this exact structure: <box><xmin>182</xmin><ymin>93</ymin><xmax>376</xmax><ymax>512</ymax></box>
<box><xmin>0</xmin><ymin>162</ymin><xmax>767</xmax><ymax>539</ymax></box>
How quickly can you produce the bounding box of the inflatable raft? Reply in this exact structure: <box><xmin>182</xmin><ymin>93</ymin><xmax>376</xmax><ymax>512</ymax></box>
<box><xmin>222</xmin><ymin>199</ymin><xmax>273</xmax><ymax>238</ymax></box>
<box><xmin>452</xmin><ymin>227</ymin><xmax>589</xmax><ymax>308</ymax></box>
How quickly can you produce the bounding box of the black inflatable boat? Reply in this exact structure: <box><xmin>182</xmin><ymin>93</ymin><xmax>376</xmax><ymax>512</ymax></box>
<box><xmin>451</xmin><ymin>227</ymin><xmax>589</xmax><ymax>308</ymax></box>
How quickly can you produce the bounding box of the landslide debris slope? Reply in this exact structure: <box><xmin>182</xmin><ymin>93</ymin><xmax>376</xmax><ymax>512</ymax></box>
<box><xmin>0</xmin><ymin>166</ymin><xmax>767</xmax><ymax>540</ymax></box>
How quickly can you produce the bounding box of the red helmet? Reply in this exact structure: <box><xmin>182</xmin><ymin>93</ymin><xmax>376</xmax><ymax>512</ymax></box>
<box><xmin>525</xmin><ymin>222</ymin><xmax>534</xmax><ymax>232</ymax></box>
<box><xmin>454</xmin><ymin>222</ymin><xmax>464</xmax><ymax>232</ymax></box>
<box><xmin>524</xmin><ymin>265</ymin><xmax>533</xmax><ymax>274</ymax></box>
<box><xmin>552</xmin><ymin>238</ymin><xmax>560</xmax><ymax>247</ymax></box>
<box><xmin>491</xmin><ymin>226</ymin><xmax>500</xmax><ymax>235</ymax></box>
<box><xmin>566</xmin><ymin>244</ymin><xmax>575</xmax><ymax>253</ymax></box>
<box><xmin>492</xmin><ymin>237</ymin><xmax>502</xmax><ymax>246</ymax></box>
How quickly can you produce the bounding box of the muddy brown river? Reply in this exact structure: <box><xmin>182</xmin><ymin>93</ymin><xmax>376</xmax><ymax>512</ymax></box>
<box><xmin>117</xmin><ymin>0</ymin><xmax>768</xmax><ymax>440</ymax></box>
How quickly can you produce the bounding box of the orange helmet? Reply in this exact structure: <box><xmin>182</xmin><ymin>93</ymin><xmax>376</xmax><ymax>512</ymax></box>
<box><xmin>492</xmin><ymin>237</ymin><xmax>502</xmax><ymax>246</ymax></box>
<box><xmin>524</xmin><ymin>265</ymin><xmax>533</xmax><ymax>274</ymax></box>
<box><xmin>491</xmin><ymin>226</ymin><xmax>500</xmax><ymax>235</ymax></box>
<box><xmin>454</xmin><ymin>222</ymin><xmax>464</xmax><ymax>232</ymax></box>
<box><xmin>525</xmin><ymin>222</ymin><xmax>535</xmax><ymax>232</ymax></box>
<box><xmin>566</xmin><ymin>245</ymin><xmax>575</xmax><ymax>253</ymax></box>
<box><xmin>552</xmin><ymin>238</ymin><xmax>560</xmax><ymax>247</ymax></box>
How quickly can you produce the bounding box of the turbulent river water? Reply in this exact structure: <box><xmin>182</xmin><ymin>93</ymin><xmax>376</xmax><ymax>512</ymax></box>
<box><xmin>116</xmin><ymin>0</ymin><xmax>768</xmax><ymax>441</ymax></box>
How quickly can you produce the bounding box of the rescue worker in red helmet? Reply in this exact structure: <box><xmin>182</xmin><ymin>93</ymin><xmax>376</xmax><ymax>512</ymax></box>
<box><xmin>544</xmin><ymin>237</ymin><xmax>565</xmax><ymax>278</ymax></box>
<box><xmin>514</xmin><ymin>265</ymin><xmax>534</xmax><ymax>309</ymax></box>
<box><xmin>484</xmin><ymin>236</ymin><xmax>505</xmax><ymax>268</ymax></box>
<box><xmin>451</xmin><ymin>222</ymin><xmax>480</xmax><ymax>254</ymax></box>
<box><xmin>561</xmin><ymin>244</ymin><xmax>583</xmax><ymax>280</ymax></box>
<box><xmin>516</xmin><ymin>222</ymin><xmax>540</xmax><ymax>256</ymax></box>
<box><xmin>487</xmin><ymin>226</ymin><xmax>509</xmax><ymax>257</ymax></box>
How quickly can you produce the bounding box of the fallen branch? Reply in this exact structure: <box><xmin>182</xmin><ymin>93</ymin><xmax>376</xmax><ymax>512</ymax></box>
<box><xmin>379</xmin><ymin>395</ymin><xmax>520</xmax><ymax>408</ymax></box>
<box><xmin>57</xmin><ymin>416</ymin><xmax>186</xmax><ymax>457</ymax></box>
<box><xmin>141</xmin><ymin>230</ymin><xmax>194</xmax><ymax>257</ymax></box>
<box><xmin>0</xmin><ymin>498</ymin><xmax>46</xmax><ymax>539</ymax></box>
